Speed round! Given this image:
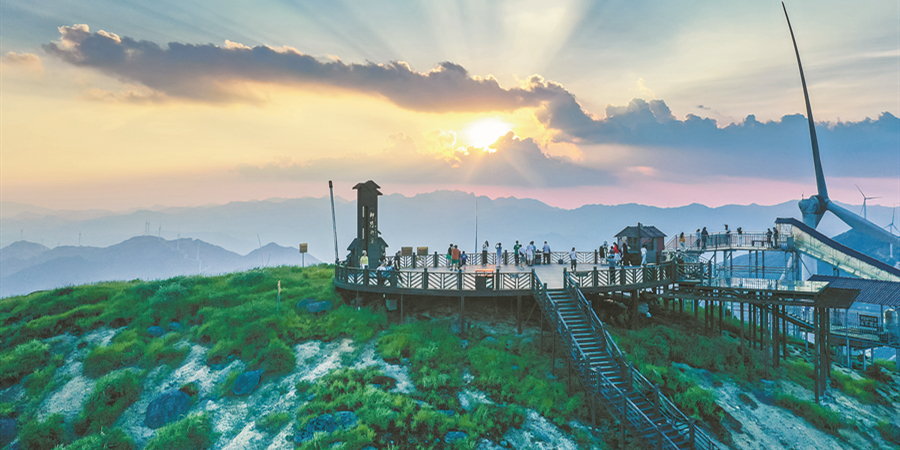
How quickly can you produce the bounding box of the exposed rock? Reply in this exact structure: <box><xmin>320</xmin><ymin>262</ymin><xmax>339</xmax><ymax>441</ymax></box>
<box><xmin>232</xmin><ymin>370</ymin><xmax>263</xmax><ymax>396</ymax></box>
<box><xmin>145</xmin><ymin>390</ymin><xmax>191</xmax><ymax>429</ymax></box>
<box><xmin>296</xmin><ymin>299</ymin><xmax>332</xmax><ymax>314</ymax></box>
<box><xmin>168</xmin><ymin>322</ymin><xmax>182</xmax><ymax>331</ymax></box>
<box><xmin>445</xmin><ymin>430</ymin><xmax>468</xmax><ymax>444</ymax></box>
<box><xmin>0</xmin><ymin>418</ymin><xmax>15</xmax><ymax>447</ymax></box>
<box><xmin>334</xmin><ymin>411</ymin><xmax>358</xmax><ymax>428</ymax></box>
<box><xmin>147</xmin><ymin>326</ymin><xmax>165</xmax><ymax>337</ymax></box>
<box><xmin>438</xmin><ymin>409</ymin><xmax>456</xmax><ymax>416</ymax></box>
<box><xmin>482</xmin><ymin>336</ymin><xmax>500</xmax><ymax>345</ymax></box>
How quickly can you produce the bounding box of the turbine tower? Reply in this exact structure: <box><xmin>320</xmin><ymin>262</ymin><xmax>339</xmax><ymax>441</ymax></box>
<box><xmin>855</xmin><ymin>185</ymin><xmax>880</xmax><ymax>220</ymax></box>
<box><xmin>783</xmin><ymin>3</ymin><xmax>900</xmax><ymax>250</ymax></box>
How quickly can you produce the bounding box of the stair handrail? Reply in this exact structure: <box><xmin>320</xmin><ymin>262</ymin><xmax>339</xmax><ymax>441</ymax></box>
<box><xmin>554</xmin><ymin>274</ymin><xmax>683</xmax><ymax>450</ymax></box>
<box><xmin>564</xmin><ymin>271</ymin><xmax>720</xmax><ymax>450</ymax></box>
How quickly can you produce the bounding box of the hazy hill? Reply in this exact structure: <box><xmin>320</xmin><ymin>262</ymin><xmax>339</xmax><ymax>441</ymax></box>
<box><xmin>0</xmin><ymin>236</ymin><xmax>320</xmax><ymax>298</ymax></box>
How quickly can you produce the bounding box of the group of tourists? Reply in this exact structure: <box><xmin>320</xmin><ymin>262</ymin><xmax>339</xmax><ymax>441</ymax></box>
<box><xmin>480</xmin><ymin>240</ymin><xmax>551</xmax><ymax>267</ymax></box>
<box><xmin>445</xmin><ymin>244</ymin><xmax>468</xmax><ymax>270</ymax></box>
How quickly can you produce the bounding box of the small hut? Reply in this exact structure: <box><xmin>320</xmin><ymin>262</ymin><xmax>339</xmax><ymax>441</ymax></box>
<box><xmin>615</xmin><ymin>223</ymin><xmax>666</xmax><ymax>265</ymax></box>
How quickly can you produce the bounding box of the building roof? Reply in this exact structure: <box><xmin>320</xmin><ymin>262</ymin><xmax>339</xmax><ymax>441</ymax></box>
<box><xmin>615</xmin><ymin>225</ymin><xmax>666</xmax><ymax>239</ymax></box>
<box><xmin>809</xmin><ymin>275</ymin><xmax>900</xmax><ymax>308</ymax></box>
<box><xmin>353</xmin><ymin>180</ymin><xmax>382</xmax><ymax>195</ymax></box>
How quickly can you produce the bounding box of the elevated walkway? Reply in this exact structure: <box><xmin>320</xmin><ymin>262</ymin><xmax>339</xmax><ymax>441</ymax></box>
<box><xmin>775</xmin><ymin>218</ymin><xmax>900</xmax><ymax>282</ymax></box>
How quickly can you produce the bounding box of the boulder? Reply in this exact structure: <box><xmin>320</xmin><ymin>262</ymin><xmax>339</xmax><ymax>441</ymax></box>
<box><xmin>232</xmin><ymin>369</ymin><xmax>263</xmax><ymax>396</ymax></box>
<box><xmin>145</xmin><ymin>390</ymin><xmax>191</xmax><ymax>429</ymax></box>
<box><xmin>444</xmin><ymin>431</ymin><xmax>467</xmax><ymax>444</ymax></box>
<box><xmin>293</xmin><ymin>412</ymin><xmax>358</xmax><ymax>444</ymax></box>
<box><xmin>296</xmin><ymin>298</ymin><xmax>315</xmax><ymax>310</ymax></box>
<box><xmin>0</xmin><ymin>418</ymin><xmax>15</xmax><ymax>447</ymax></box>
<box><xmin>482</xmin><ymin>336</ymin><xmax>500</xmax><ymax>345</ymax></box>
<box><xmin>306</xmin><ymin>301</ymin><xmax>333</xmax><ymax>314</ymax></box>
<box><xmin>168</xmin><ymin>321</ymin><xmax>182</xmax><ymax>331</ymax></box>
<box><xmin>334</xmin><ymin>411</ymin><xmax>358</xmax><ymax>428</ymax></box>
<box><xmin>147</xmin><ymin>326</ymin><xmax>165</xmax><ymax>337</ymax></box>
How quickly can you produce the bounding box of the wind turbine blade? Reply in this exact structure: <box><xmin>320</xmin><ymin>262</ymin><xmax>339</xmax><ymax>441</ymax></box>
<box><xmin>856</xmin><ymin>184</ymin><xmax>864</xmax><ymax>197</ymax></box>
<box><xmin>827</xmin><ymin>201</ymin><xmax>900</xmax><ymax>247</ymax></box>
<box><xmin>783</xmin><ymin>3</ymin><xmax>828</xmax><ymax>200</ymax></box>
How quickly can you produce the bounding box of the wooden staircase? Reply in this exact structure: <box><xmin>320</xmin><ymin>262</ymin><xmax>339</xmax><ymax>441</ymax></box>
<box><xmin>533</xmin><ymin>274</ymin><xmax>720</xmax><ymax>450</ymax></box>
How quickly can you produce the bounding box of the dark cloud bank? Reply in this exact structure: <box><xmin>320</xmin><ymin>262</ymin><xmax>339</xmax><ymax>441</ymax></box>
<box><xmin>44</xmin><ymin>25</ymin><xmax>899</xmax><ymax>185</ymax></box>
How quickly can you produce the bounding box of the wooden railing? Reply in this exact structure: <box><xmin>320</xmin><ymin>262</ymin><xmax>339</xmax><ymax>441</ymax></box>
<box><xmin>334</xmin><ymin>265</ymin><xmax>534</xmax><ymax>292</ymax></box>
<box><xmin>383</xmin><ymin>250</ymin><xmax>608</xmax><ymax>269</ymax></box>
<box><xmin>562</xmin><ymin>271</ymin><xmax>719</xmax><ymax>450</ymax></box>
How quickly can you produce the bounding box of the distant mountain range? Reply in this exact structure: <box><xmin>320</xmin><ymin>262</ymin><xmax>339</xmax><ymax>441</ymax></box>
<box><xmin>1</xmin><ymin>191</ymin><xmax>895</xmax><ymax>296</ymax></box>
<box><xmin>0</xmin><ymin>236</ymin><xmax>320</xmax><ymax>298</ymax></box>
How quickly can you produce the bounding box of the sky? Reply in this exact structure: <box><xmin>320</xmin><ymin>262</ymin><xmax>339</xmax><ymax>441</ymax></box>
<box><xmin>1</xmin><ymin>0</ymin><xmax>898</xmax><ymax>211</ymax></box>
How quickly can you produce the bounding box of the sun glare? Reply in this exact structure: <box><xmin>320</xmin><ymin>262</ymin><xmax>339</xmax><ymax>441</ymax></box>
<box><xmin>462</xmin><ymin>118</ymin><xmax>512</xmax><ymax>149</ymax></box>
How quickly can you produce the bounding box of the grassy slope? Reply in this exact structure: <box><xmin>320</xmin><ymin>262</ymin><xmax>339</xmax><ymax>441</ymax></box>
<box><xmin>0</xmin><ymin>266</ymin><xmax>608</xmax><ymax>450</ymax></box>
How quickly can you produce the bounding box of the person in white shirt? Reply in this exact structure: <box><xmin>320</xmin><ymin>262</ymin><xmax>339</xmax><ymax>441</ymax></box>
<box><xmin>525</xmin><ymin>241</ymin><xmax>535</xmax><ymax>266</ymax></box>
<box><xmin>641</xmin><ymin>246</ymin><xmax>648</xmax><ymax>266</ymax></box>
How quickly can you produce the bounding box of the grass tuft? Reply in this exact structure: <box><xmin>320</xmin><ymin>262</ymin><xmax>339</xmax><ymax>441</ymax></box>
<box><xmin>74</xmin><ymin>371</ymin><xmax>142</xmax><ymax>435</ymax></box>
<box><xmin>144</xmin><ymin>412</ymin><xmax>216</xmax><ymax>450</ymax></box>
<box><xmin>773</xmin><ymin>392</ymin><xmax>843</xmax><ymax>433</ymax></box>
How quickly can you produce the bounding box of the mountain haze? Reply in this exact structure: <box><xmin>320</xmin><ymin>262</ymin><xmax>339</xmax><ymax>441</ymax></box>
<box><xmin>0</xmin><ymin>237</ymin><xmax>320</xmax><ymax>298</ymax></box>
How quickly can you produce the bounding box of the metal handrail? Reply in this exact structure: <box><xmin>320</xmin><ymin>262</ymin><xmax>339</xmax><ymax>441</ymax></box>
<box><xmin>563</xmin><ymin>271</ymin><xmax>720</xmax><ymax>450</ymax></box>
<box><xmin>334</xmin><ymin>265</ymin><xmax>535</xmax><ymax>292</ymax></box>
<box><xmin>541</xmin><ymin>274</ymin><xmax>681</xmax><ymax>450</ymax></box>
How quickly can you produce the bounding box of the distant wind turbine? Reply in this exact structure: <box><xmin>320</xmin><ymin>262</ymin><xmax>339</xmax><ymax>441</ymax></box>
<box><xmin>782</xmin><ymin>3</ymin><xmax>900</xmax><ymax>250</ymax></box>
<box><xmin>855</xmin><ymin>184</ymin><xmax>880</xmax><ymax>220</ymax></box>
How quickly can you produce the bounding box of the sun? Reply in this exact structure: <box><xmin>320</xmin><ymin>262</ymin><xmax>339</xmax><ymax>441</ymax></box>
<box><xmin>462</xmin><ymin>118</ymin><xmax>512</xmax><ymax>149</ymax></box>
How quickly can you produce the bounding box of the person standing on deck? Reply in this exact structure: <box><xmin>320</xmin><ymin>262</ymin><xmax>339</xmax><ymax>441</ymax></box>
<box><xmin>679</xmin><ymin>232</ymin><xmax>685</xmax><ymax>250</ymax></box>
<box><xmin>495</xmin><ymin>242</ymin><xmax>503</xmax><ymax>267</ymax></box>
<box><xmin>701</xmin><ymin>227</ymin><xmax>709</xmax><ymax>249</ymax></box>
<box><xmin>543</xmin><ymin>241</ymin><xmax>551</xmax><ymax>264</ymax></box>
<box><xmin>526</xmin><ymin>241</ymin><xmax>535</xmax><ymax>266</ymax></box>
<box><xmin>446</xmin><ymin>244</ymin><xmax>453</xmax><ymax>268</ymax></box>
<box><xmin>641</xmin><ymin>245</ymin><xmax>648</xmax><ymax>266</ymax></box>
<box><xmin>696</xmin><ymin>229</ymin><xmax>701</xmax><ymax>249</ymax></box>
<box><xmin>482</xmin><ymin>241</ymin><xmax>489</xmax><ymax>266</ymax></box>
<box><xmin>360</xmin><ymin>251</ymin><xmax>369</xmax><ymax>269</ymax></box>
<box><xmin>772</xmin><ymin>227</ymin><xmax>779</xmax><ymax>248</ymax></box>
<box><xmin>513</xmin><ymin>241</ymin><xmax>522</xmax><ymax>266</ymax></box>
<box><xmin>451</xmin><ymin>245</ymin><xmax>461</xmax><ymax>270</ymax></box>
<box><xmin>569</xmin><ymin>247</ymin><xmax>577</xmax><ymax>271</ymax></box>
<box><xmin>766</xmin><ymin>228</ymin><xmax>773</xmax><ymax>248</ymax></box>
<box><xmin>460</xmin><ymin>251</ymin><xmax>467</xmax><ymax>268</ymax></box>
<box><xmin>599</xmin><ymin>241</ymin><xmax>607</xmax><ymax>264</ymax></box>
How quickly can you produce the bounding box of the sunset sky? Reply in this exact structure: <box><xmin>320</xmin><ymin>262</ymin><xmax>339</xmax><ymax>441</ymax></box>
<box><xmin>1</xmin><ymin>0</ymin><xmax>898</xmax><ymax>210</ymax></box>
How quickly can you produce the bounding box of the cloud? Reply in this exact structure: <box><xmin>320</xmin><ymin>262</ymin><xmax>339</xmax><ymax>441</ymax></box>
<box><xmin>238</xmin><ymin>132</ymin><xmax>613</xmax><ymax>188</ymax></box>
<box><xmin>536</xmin><ymin>97</ymin><xmax>900</xmax><ymax>180</ymax></box>
<box><xmin>2</xmin><ymin>51</ymin><xmax>43</xmax><ymax>72</ymax></box>
<box><xmin>39</xmin><ymin>25</ymin><xmax>897</xmax><ymax>183</ymax></box>
<box><xmin>42</xmin><ymin>24</ymin><xmax>560</xmax><ymax>112</ymax></box>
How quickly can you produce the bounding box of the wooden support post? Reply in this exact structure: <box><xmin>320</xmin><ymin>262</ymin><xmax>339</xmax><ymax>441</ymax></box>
<box><xmin>460</xmin><ymin>296</ymin><xmax>466</xmax><ymax>338</ymax></box>
<box><xmin>773</xmin><ymin>304</ymin><xmax>780</xmax><ymax>368</ymax></box>
<box><xmin>694</xmin><ymin>299</ymin><xmax>699</xmax><ymax>321</ymax></box>
<box><xmin>781</xmin><ymin>306</ymin><xmax>787</xmax><ymax>360</ymax></box>
<box><xmin>719</xmin><ymin>300</ymin><xmax>724</xmax><ymax>335</ymax></box>
<box><xmin>750</xmin><ymin>305</ymin><xmax>755</xmax><ymax>349</ymax></box>
<box><xmin>740</xmin><ymin>303</ymin><xmax>745</xmax><ymax>356</ymax></box>
<box><xmin>400</xmin><ymin>294</ymin><xmax>404</xmax><ymax>323</ymax></box>
<box><xmin>516</xmin><ymin>296</ymin><xmax>523</xmax><ymax>335</ymax></box>
<box><xmin>814</xmin><ymin>307</ymin><xmax>820</xmax><ymax>404</ymax></box>
<box><xmin>762</xmin><ymin>306</ymin><xmax>769</xmax><ymax>371</ymax></box>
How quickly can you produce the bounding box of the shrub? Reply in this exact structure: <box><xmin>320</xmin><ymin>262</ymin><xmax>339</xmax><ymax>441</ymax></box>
<box><xmin>830</xmin><ymin>370</ymin><xmax>879</xmax><ymax>404</ymax></box>
<box><xmin>773</xmin><ymin>393</ymin><xmax>843</xmax><ymax>432</ymax></box>
<box><xmin>82</xmin><ymin>339</ymin><xmax>146</xmax><ymax>378</ymax></box>
<box><xmin>143</xmin><ymin>334</ymin><xmax>190</xmax><ymax>369</ymax></box>
<box><xmin>62</xmin><ymin>428</ymin><xmax>135</xmax><ymax>450</ymax></box>
<box><xmin>255</xmin><ymin>412</ymin><xmax>291</xmax><ymax>433</ymax></box>
<box><xmin>19</xmin><ymin>413</ymin><xmax>67</xmax><ymax>450</ymax></box>
<box><xmin>877</xmin><ymin>419</ymin><xmax>900</xmax><ymax>446</ymax></box>
<box><xmin>74</xmin><ymin>371</ymin><xmax>142</xmax><ymax>435</ymax></box>
<box><xmin>255</xmin><ymin>339</ymin><xmax>296</xmax><ymax>376</ymax></box>
<box><xmin>874</xmin><ymin>358</ymin><xmax>898</xmax><ymax>374</ymax></box>
<box><xmin>0</xmin><ymin>340</ymin><xmax>50</xmax><ymax>388</ymax></box>
<box><xmin>144</xmin><ymin>413</ymin><xmax>215</xmax><ymax>450</ymax></box>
